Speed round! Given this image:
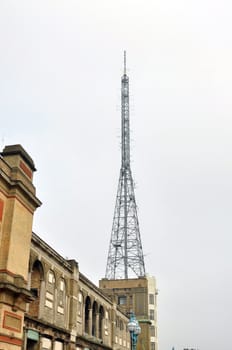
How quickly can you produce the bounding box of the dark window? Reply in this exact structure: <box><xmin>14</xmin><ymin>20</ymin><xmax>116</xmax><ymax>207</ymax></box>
<box><xmin>151</xmin><ymin>342</ymin><xmax>156</xmax><ymax>350</ymax></box>
<box><xmin>118</xmin><ymin>296</ymin><xmax>127</xmax><ymax>305</ymax></box>
<box><xmin>31</xmin><ymin>288</ymin><xmax>38</xmax><ymax>298</ymax></box>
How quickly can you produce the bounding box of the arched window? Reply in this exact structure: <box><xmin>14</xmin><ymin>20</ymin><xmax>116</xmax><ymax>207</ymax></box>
<box><xmin>92</xmin><ymin>301</ymin><xmax>98</xmax><ymax>336</ymax></box>
<box><xmin>29</xmin><ymin>260</ymin><xmax>44</xmax><ymax>317</ymax></box>
<box><xmin>99</xmin><ymin>305</ymin><xmax>104</xmax><ymax>339</ymax></box>
<box><xmin>84</xmin><ymin>296</ymin><xmax>91</xmax><ymax>334</ymax></box>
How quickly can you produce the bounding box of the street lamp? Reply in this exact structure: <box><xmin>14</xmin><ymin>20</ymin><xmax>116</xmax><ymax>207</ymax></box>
<box><xmin>127</xmin><ymin>312</ymin><xmax>141</xmax><ymax>350</ymax></box>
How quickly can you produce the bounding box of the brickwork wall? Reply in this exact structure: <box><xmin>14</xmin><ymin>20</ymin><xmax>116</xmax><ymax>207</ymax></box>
<box><xmin>0</xmin><ymin>145</ymin><xmax>131</xmax><ymax>350</ymax></box>
<box><xmin>0</xmin><ymin>145</ymin><xmax>41</xmax><ymax>350</ymax></box>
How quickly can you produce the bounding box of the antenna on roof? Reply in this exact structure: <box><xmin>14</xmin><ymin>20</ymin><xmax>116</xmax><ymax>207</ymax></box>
<box><xmin>105</xmin><ymin>52</ymin><xmax>146</xmax><ymax>279</ymax></box>
<box><xmin>124</xmin><ymin>50</ymin><xmax>127</xmax><ymax>75</ymax></box>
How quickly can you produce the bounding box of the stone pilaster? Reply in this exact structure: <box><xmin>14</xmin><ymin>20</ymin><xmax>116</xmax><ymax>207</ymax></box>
<box><xmin>88</xmin><ymin>308</ymin><xmax>92</xmax><ymax>335</ymax></box>
<box><xmin>0</xmin><ymin>145</ymin><xmax>41</xmax><ymax>350</ymax></box>
<box><xmin>96</xmin><ymin>312</ymin><xmax>100</xmax><ymax>338</ymax></box>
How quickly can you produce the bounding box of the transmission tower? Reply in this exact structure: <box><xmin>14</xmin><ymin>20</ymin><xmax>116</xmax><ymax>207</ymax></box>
<box><xmin>105</xmin><ymin>52</ymin><xmax>146</xmax><ymax>280</ymax></box>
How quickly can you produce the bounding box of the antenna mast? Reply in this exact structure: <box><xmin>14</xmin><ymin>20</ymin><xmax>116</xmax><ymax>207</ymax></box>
<box><xmin>105</xmin><ymin>51</ymin><xmax>146</xmax><ymax>279</ymax></box>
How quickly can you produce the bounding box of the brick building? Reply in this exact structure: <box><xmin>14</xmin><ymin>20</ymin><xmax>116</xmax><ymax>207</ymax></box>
<box><xmin>0</xmin><ymin>145</ymin><xmax>130</xmax><ymax>350</ymax></box>
<box><xmin>99</xmin><ymin>276</ymin><xmax>158</xmax><ymax>350</ymax></box>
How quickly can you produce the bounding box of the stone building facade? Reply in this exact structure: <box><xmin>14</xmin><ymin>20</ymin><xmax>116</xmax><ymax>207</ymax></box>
<box><xmin>0</xmin><ymin>145</ymin><xmax>130</xmax><ymax>350</ymax></box>
<box><xmin>0</xmin><ymin>144</ymin><xmax>41</xmax><ymax>350</ymax></box>
<box><xmin>99</xmin><ymin>277</ymin><xmax>158</xmax><ymax>350</ymax></box>
<box><xmin>25</xmin><ymin>233</ymin><xmax>130</xmax><ymax>350</ymax></box>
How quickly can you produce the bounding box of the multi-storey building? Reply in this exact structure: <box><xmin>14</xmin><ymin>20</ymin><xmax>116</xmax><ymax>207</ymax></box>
<box><xmin>26</xmin><ymin>232</ymin><xmax>129</xmax><ymax>350</ymax></box>
<box><xmin>0</xmin><ymin>144</ymin><xmax>130</xmax><ymax>350</ymax></box>
<box><xmin>99</xmin><ymin>276</ymin><xmax>158</xmax><ymax>350</ymax></box>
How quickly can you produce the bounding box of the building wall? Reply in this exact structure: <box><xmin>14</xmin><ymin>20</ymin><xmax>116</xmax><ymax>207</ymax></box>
<box><xmin>25</xmin><ymin>233</ymin><xmax>130</xmax><ymax>350</ymax></box>
<box><xmin>0</xmin><ymin>145</ymin><xmax>130</xmax><ymax>350</ymax></box>
<box><xmin>99</xmin><ymin>276</ymin><xmax>158</xmax><ymax>350</ymax></box>
<box><xmin>0</xmin><ymin>145</ymin><xmax>41</xmax><ymax>350</ymax></box>
<box><xmin>147</xmin><ymin>276</ymin><xmax>158</xmax><ymax>350</ymax></box>
<box><xmin>0</xmin><ymin>145</ymin><xmax>157</xmax><ymax>350</ymax></box>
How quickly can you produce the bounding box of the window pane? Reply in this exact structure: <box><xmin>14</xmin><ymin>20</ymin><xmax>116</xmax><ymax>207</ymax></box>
<box><xmin>151</xmin><ymin>342</ymin><xmax>156</xmax><ymax>350</ymax></box>
<box><xmin>150</xmin><ymin>325</ymin><xmax>155</xmax><ymax>336</ymax></box>
<box><xmin>149</xmin><ymin>309</ymin><xmax>155</xmax><ymax>320</ymax></box>
<box><xmin>118</xmin><ymin>296</ymin><xmax>127</xmax><ymax>305</ymax></box>
<box><xmin>149</xmin><ymin>294</ymin><xmax>154</xmax><ymax>304</ymax></box>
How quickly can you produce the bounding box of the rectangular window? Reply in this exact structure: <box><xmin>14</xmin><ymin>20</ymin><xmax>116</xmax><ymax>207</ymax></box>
<box><xmin>48</xmin><ymin>272</ymin><xmax>54</xmax><ymax>284</ymax></box>
<box><xmin>118</xmin><ymin>296</ymin><xmax>127</xmax><ymax>305</ymax></box>
<box><xmin>41</xmin><ymin>337</ymin><xmax>52</xmax><ymax>349</ymax></box>
<box><xmin>150</xmin><ymin>325</ymin><xmax>155</xmax><ymax>336</ymax></box>
<box><xmin>46</xmin><ymin>292</ymin><xmax>54</xmax><ymax>300</ymax></box>
<box><xmin>151</xmin><ymin>342</ymin><xmax>156</xmax><ymax>350</ymax></box>
<box><xmin>57</xmin><ymin>306</ymin><xmax>64</xmax><ymax>314</ymax></box>
<box><xmin>149</xmin><ymin>309</ymin><xmax>155</xmax><ymax>320</ymax></box>
<box><xmin>45</xmin><ymin>300</ymin><xmax>53</xmax><ymax>308</ymax></box>
<box><xmin>54</xmin><ymin>342</ymin><xmax>63</xmax><ymax>350</ymax></box>
<box><xmin>149</xmin><ymin>294</ymin><xmax>154</xmax><ymax>304</ymax></box>
<box><xmin>45</xmin><ymin>291</ymin><xmax>54</xmax><ymax>309</ymax></box>
<box><xmin>60</xmin><ymin>280</ymin><xmax>64</xmax><ymax>291</ymax></box>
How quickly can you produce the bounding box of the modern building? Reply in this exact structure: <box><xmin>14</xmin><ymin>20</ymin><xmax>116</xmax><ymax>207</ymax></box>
<box><xmin>0</xmin><ymin>144</ymin><xmax>130</xmax><ymax>350</ymax></box>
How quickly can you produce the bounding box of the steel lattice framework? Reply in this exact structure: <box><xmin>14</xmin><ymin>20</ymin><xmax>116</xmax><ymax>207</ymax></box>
<box><xmin>105</xmin><ymin>52</ymin><xmax>146</xmax><ymax>279</ymax></box>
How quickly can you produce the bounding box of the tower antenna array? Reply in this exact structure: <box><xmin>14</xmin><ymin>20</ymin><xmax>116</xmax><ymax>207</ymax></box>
<box><xmin>105</xmin><ymin>51</ymin><xmax>146</xmax><ymax>279</ymax></box>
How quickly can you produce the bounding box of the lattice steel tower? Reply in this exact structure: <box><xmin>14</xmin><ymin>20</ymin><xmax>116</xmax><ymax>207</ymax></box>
<box><xmin>105</xmin><ymin>52</ymin><xmax>146</xmax><ymax>280</ymax></box>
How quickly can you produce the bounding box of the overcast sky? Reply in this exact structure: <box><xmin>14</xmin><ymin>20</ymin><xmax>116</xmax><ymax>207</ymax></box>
<box><xmin>1</xmin><ymin>1</ymin><xmax>232</xmax><ymax>349</ymax></box>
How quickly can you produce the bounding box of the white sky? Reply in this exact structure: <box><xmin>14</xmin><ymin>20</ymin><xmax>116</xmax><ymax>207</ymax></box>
<box><xmin>1</xmin><ymin>1</ymin><xmax>232</xmax><ymax>349</ymax></box>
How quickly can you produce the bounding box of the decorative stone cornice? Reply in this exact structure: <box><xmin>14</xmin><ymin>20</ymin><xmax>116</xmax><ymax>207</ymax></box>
<box><xmin>31</xmin><ymin>232</ymin><xmax>74</xmax><ymax>273</ymax></box>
